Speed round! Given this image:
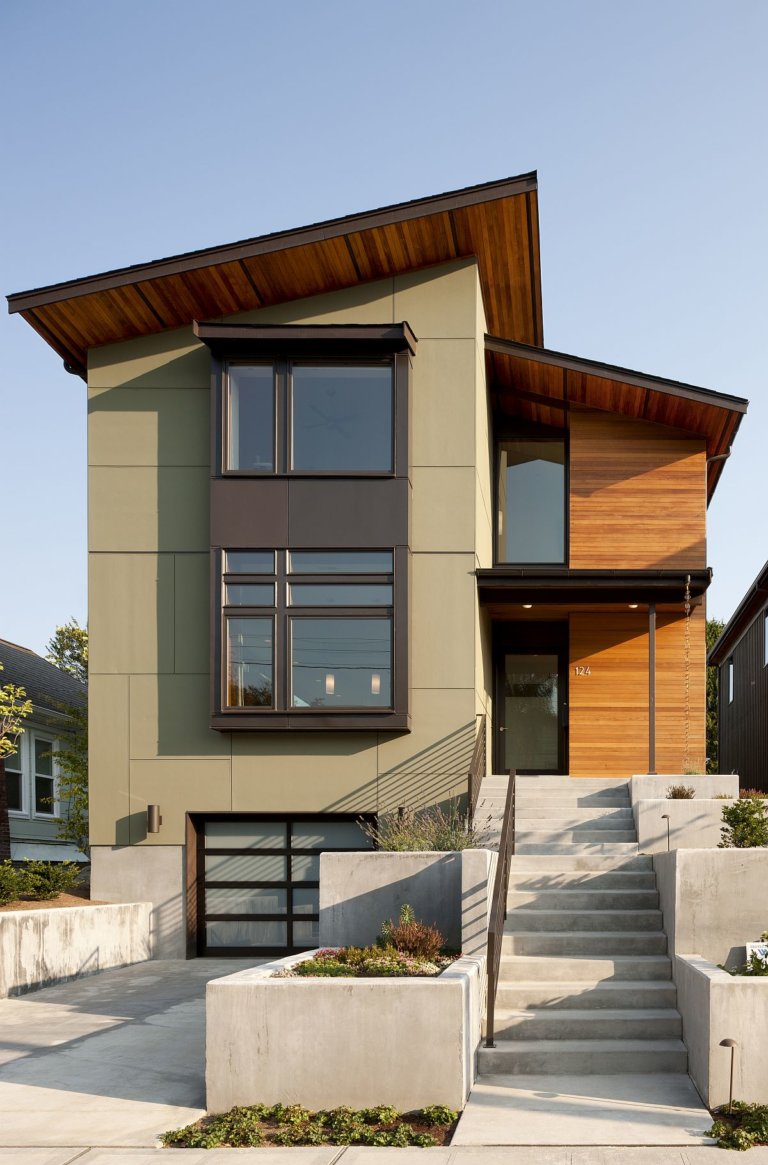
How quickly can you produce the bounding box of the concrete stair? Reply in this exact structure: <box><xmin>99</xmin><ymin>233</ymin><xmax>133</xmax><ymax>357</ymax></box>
<box><xmin>477</xmin><ymin>774</ymin><xmax>687</xmax><ymax>1077</ymax></box>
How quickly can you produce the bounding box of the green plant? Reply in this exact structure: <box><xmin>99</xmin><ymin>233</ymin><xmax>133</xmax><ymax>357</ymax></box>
<box><xmin>707</xmin><ymin>1101</ymin><xmax>768</xmax><ymax>1149</ymax></box>
<box><xmin>419</xmin><ymin>1104</ymin><xmax>457</xmax><ymax>1125</ymax></box>
<box><xmin>45</xmin><ymin>621</ymin><xmax>89</xmax><ymax>857</ymax></box>
<box><xmin>740</xmin><ymin>788</ymin><xmax>767</xmax><ymax>799</ymax></box>
<box><xmin>0</xmin><ymin>860</ymin><xmax>19</xmax><ymax>905</ymax></box>
<box><xmin>360</xmin><ymin>801</ymin><xmax>478</xmax><ymax>852</ymax></box>
<box><xmin>666</xmin><ymin>784</ymin><xmax>696</xmax><ymax>799</ymax></box>
<box><xmin>741</xmin><ymin>951</ymin><xmax>768</xmax><ymax>976</ymax></box>
<box><xmin>282</xmin><ymin>943</ymin><xmax>453</xmax><ymax>979</ymax></box>
<box><xmin>0</xmin><ymin>662</ymin><xmax>33</xmax><ymax>862</ymax></box>
<box><xmin>719</xmin><ymin>798</ymin><xmax>768</xmax><ymax>849</ymax></box>
<box><xmin>378</xmin><ymin>903</ymin><xmax>445</xmax><ymax>960</ymax></box>
<box><xmin>18</xmin><ymin>860</ymin><xmax>81</xmax><ymax>901</ymax></box>
<box><xmin>706</xmin><ymin>617</ymin><xmax>725</xmax><ymax>772</ymax></box>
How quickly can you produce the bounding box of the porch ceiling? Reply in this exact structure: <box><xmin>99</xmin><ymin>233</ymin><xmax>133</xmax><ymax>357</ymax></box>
<box><xmin>477</xmin><ymin>567</ymin><xmax>711</xmax><ymax>607</ymax></box>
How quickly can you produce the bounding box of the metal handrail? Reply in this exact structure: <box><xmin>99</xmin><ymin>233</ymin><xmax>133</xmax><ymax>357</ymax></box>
<box><xmin>467</xmin><ymin>714</ymin><xmax>487</xmax><ymax>825</ymax></box>
<box><xmin>485</xmin><ymin>769</ymin><xmax>516</xmax><ymax>1048</ymax></box>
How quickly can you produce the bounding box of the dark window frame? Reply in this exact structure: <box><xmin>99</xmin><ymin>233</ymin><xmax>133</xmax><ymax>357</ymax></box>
<box><xmin>493</xmin><ymin>419</ymin><xmax>569</xmax><ymax>568</ymax></box>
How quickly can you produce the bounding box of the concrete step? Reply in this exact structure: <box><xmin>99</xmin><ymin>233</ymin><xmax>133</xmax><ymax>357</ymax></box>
<box><xmin>509</xmin><ymin>854</ymin><xmax>651</xmax><ymax>871</ymax></box>
<box><xmin>515</xmin><ymin>793</ymin><xmax>630</xmax><ymax>807</ymax></box>
<box><xmin>502</xmin><ymin>930</ymin><xmax>668</xmax><ymax>957</ymax></box>
<box><xmin>513</xmin><ymin>778</ymin><xmax>630</xmax><ymax>789</ymax></box>
<box><xmin>507</xmin><ymin>889</ymin><xmax>659</xmax><ymax>910</ymax></box>
<box><xmin>514</xmin><ymin>829</ymin><xmax>638</xmax><ymax>843</ymax></box>
<box><xmin>515</xmin><ymin>843</ymin><xmax>640</xmax><ymax>855</ymax></box>
<box><xmin>496</xmin><ymin>979</ymin><xmax>677</xmax><ymax>1009</ymax></box>
<box><xmin>515</xmin><ymin>807</ymin><xmax>634</xmax><ymax>822</ymax></box>
<box><xmin>491</xmin><ymin>1007</ymin><xmax>682</xmax><ymax>1041</ymax></box>
<box><xmin>505</xmin><ymin>909</ymin><xmax>662</xmax><ymax>932</ymax></box>
<box><xmin>477</xmin><ymin>1038</ymin><xmax>688</xmax><ymax>1075</ymax></box>
<box><xmin>507</xmin><ymin>870</ymin><xmax>657</xmax><ymax>889</ymax></box>
<box><xmin>498</xmin><ymin>954</ymin><xmax>671</xmax><ymax>982</ymax></box>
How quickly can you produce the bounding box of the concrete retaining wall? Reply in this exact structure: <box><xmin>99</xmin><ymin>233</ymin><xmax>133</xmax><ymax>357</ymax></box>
<box><xmin>676</xmin><ymin>955</ymin><xmax>768</xmax><ymax>1107</ymax></box>
<box><xmin>0</xmin><ymin>903</ymin><xmax>152</xmax><ymax>997</ymax></box>
<box><xmin>206</xmin><ymin>953</ymin><xmax>482</xmax><ymax>1112</ymax></box>
<box><xmin>319</xmin><ymin>849</ymin><xmax>495</xmax><ymax>956</ymax></box>
<box><xmin>634</xmin><ymin>798</ymin><xmax>735</xmax><ymax>854</ymax></box>
<box><xmin>90</xmin><ymin>844</ymin><xmax>185</xmax><ymax>958</ymax></box>
<box><xmin>654</xmin><ymin>849</ymin><xmax>768</xmax><ymax>968</ymax></box>
<box><xmin>630</xmin><ymin>774</ymin><xmax>739</xmax><ymax>803</ymax></box>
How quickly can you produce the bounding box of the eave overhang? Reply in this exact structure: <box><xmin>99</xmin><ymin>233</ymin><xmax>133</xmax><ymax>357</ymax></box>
<box><xmin>193</xmin><ymin>320</ymin><xmax>418</xmax><ymax>357</ymax></box>
<box><xmin>708</xmin><ymin>560</ymin><xmax>768</xmax><ymax>665</ymax></box>
<box><xmin>7</xmin><ymin>172</ymin><xmax>541</xmax><ymax>377</ymax></box>
<box><xmin>477</xmin><ymin>567</ymin><xmax>712</xmax><ymax>606</ymax></box>
<box><xmin>485</xmin><ymin>336</ymin><xmax>748</xmax><ymax>501</ymax></box>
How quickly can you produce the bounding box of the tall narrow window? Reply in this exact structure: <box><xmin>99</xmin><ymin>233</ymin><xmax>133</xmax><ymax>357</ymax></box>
<box><xmin>33</xmin><ymin>737</ymin><xmax>56</xmax><ymax>816</ymax></box>
<box><xmin>764</xmin><ymin>612</ymin><xmax>768</xmax><ymax>668</ymax></box>
<box><xmin>497</xmin><ymin>437</ymin><xmax>566</xmax><ymax>563</ymax></box>
<box><xmin>5</xmin><ymin>739</ymin><xmax>23</xmax><ymax>813</ymax></box>
<box><xmin>728</xmin><ymin>657</ymin><xmax>734</xmax><ymax>704</ymax></box>
<box><xmin>227</xmin><ymin>364</ymin><xmax>275</xmax><ymax>472</ymax></box>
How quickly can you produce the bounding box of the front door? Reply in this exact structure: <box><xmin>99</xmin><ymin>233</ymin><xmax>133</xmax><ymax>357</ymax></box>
<box><xmin>495</xmin><ymin>623</ymin><xmax>568</xmax><ymax>774</ymax></box>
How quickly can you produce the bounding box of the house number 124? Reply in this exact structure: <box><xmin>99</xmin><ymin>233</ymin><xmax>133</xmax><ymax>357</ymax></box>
<box><xmin>573</xmin><ymin>665</ymin><xmax>591</xmax><ymax>676</ymax></box>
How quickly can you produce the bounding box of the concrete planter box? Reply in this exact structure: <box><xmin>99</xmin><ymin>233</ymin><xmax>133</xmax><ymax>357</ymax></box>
<box><xmin>676</xmin><ymin>955</ymin><xmax>768</xmax><ymax>1107</ymax></box>
<box><xmin>206</xmin><ymin>953</ymin><xmax>482</xmax><ymax>1114</ymax></box>
<box><xmin>0</xmin><ymin>902</ymin><xmax>152</xmax><ymax>998</ymax></box>
<box><xmin>634</xmin><ymin>798</ymin><xmax>736</xmax><ymax>854</ymax></box>
<box><xmin>631</xmin><ymin>774</ymin><xmax>740</xmax><ymax>803</ymax></box>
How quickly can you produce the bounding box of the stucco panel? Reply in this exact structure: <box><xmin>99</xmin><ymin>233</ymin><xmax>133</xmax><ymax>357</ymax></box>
<box><xmin>89</xmin><ymin>553</ymin><xmax>174</xmax><ymax>675</ymax></box>
<box><xmin>410</xmin><ymin>339</ymin><xmax>476</xmax><ymax>467</ymax></box>
<box><xmin>411</xmin><ymin>466</ymin><xmax>475</xmax><ymax>552</ymax></box>
<box><xmin>88</xmin><ymin>326</ymin><xmax>210</xmax><ymax>391</ymax></box>
<box><xmin>377</xmin><ymin>687</ymin><xmax>476</xmax><ymax>810</ymax></box>
<box><xmin>88</xmin><ymin>673</ymin><xmax>130</xmax><ymax>846</ymax></box>
<box><xmin>129</xmin><ymin>674</ymin><xmax>230</xmax><ymax>760</ymax></box>
<box><xmin>89</xmin><ymin>466</ymin><xmax>208</xmax><ymax>552</ymax></box>
<box><xmin>231</xmin><ymin>732</ymin><xmax>378</xmax><ymax>813</ymax></box>
<box><xmin>88</xmin><ymin>386</ymin><xmax>209</xmax><ymax>467</ymax></box>
<box><xmin>393</xmin><ymin>259</ymin><xmax>479</xmax><ymax>338</ymax></box>
<box><xmin>411</xmin><ymin>553</ymin><xmax>476</xmax><ymax>689</ymax></box>
<box><xmin>174</xmin><ymin>552</ymin><xmax>209</xmax><ymax>674</ymax></box>
<box><xmin>129</xmin><ymin>758</ymin><xmax>233</xmax><ymax>844</ymax></box>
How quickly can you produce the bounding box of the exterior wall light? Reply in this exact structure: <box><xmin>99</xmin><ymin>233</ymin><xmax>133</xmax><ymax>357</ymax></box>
<box><xmin>325</xmin><ymin>674</ymin><xmax>335</xmax><ymax>696</ymax></box>
<box><xmin>719</xmin><ymin>1038</ymin><xmax>738</xmax><ymax>1113</ymax></box>
<box><xmin>628</xmin><ymin>603</ymin><xmax>639</xmax><ymax>609</ymax></box>
<box><xmin>147</xmin><ymin>804</ymin><xmax>163</xmax><ymax>834</ymax></box>
<box><xmin>661</xmin><ymin>813</ymin><xmax>671</xmax><ymax>851</ymax></box>
<box><xmin>370</xmin><ymin>673</ymin><xmax>381</xmax><ymax>695</ymax></box>
<box><xmin>522</xmin><ymin>604</ymin><xmax>533</xmax><ymax>609</ymax></box>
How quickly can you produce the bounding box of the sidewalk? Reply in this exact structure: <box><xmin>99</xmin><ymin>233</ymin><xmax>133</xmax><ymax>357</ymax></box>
<box><xmin>7</xmin><ymin>1147</ymin><xmax>768</xmax><ymax>1162</ymax></box>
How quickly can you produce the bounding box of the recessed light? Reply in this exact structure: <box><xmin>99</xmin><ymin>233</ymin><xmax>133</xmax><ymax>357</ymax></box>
<box><xmin>628</xmin><ymin>603</ymin><xmax>639</xmax><ymax>609</ymax></box>
<box><xmin>522</xmin><ymin>604</ymin><xmax>533</xmax><ymax>609</ymax></box>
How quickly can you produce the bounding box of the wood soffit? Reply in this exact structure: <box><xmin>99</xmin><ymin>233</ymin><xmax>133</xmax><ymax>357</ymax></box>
<box><xmin>485</xmin><ymin>336</ymin><xmax>748</xmax><ymax>500</ymax></box>
<box><xmin>7</xmin><ymin>172</ymin><xmax>541</xmax><ymax>375</ymax></box>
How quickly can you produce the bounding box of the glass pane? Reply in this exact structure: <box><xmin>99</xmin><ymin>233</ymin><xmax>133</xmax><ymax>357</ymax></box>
<box><xmin>292</xmin><ymin>887</ymin><xmax>319</xmax><ymax>915</ymax></box>
<box><xmin>503</xmin><ymin>653</ymin><xmax>560</xmax><ymax>771</ymax></box>
<box><xmin>6</xmin><ymin>771</ymin><xmax>22</xmax><ymax>812</ymax></box>
<box><xmin>291</xmin><ymin>365</ymin><xmax>393</xmax><ymax>471</ymax></box>
<box><xmin>292</xmin><ymin>853</ymin><xmax>319</xmax><ymax>882</ymax></box>
<box><xmin>290</xmin><ymin>551</ymin><xmax>393</xmax><ymax>574</ymax></box>
<box><xmin>34</xmin><ymin>739</ymin><xmax>53</xmax><ymax>776</ymax></box>
<box><xmin>225</xmin><ymin>583</ymin><xmax>275</xmax><ymax>606</ymax></box>
<box><xmin>205</xmin><ymin>853</ymin><xmax>287</xmax><ymax>881</ymax></box>
<box><xmin>35</xmin><ymin>776</ymin><xmax>55</xmax><ymax>815</ymax></box>
<box><xmin>227</xmin><ymin>365</ymin><xmax>274</xmax><ymax>471</ymax></box>
<box><xmin>497</xmin><ymin>439</ymin><xmax>565</xmax><ymax>563</ymax></box>
<box><xmin>206</xmin><ymin>920</ymin><xmax>287</xmax><ymax>947</ymax></box>
<box><xmin>290</xmin><ymin>584</ymin><xmax>392</xmax><ymax>607</ymax></box>
<box><xmin>206</xmin><ymin>888</ymin><xmax>287</xmax><ymax>914</ymax></box>
<box><xmin>4</xmin><ymin>747</ymin><xmax>21</xmax><ymax>773</ymax></box>
<box><xmin>205</xmin><ymin>821</ymin><xmax>286</xmax><ymax>848</ymax></box>
<box><xmin>293</xmin><ymin>919</ymin><xmax>319</xmax><ymax>946</ymax></box>
<box><xmin>225</xmin><ymin>551</ymin><xmax>275</xmax><ymax>574</ymax></box>
<box><xmin>227</xmin><ymin>617</ymin><xmax>273</xmax><ymax>707</ymax></box>
<box><xmin>292</xmin><ymin>821</ymin><xmax>373</xmax><ymax>850</ymax></box>
<box><xmin>290</xmin><ymin>618</ymin><xmax>392</xmax><ymax>708</ymax></box>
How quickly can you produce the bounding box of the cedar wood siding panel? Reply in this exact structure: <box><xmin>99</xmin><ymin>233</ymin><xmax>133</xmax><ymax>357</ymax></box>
<box><xmin>719</xmin><ymin>606</ymin><xmax>768</xmax><ymax>791</ymax></box>
<box><xmin>569</xmin><ymin>608</ymin><xmax>705</xmax><ymax>777</ymax></box>
<box><xmin>569</xmin><ymin>412</ymin><xmax>707</xmax><ymax>570</ymax></box>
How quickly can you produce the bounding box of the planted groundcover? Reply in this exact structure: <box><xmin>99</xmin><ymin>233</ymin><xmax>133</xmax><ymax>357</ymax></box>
<box><xmin>162</xmin><ymin>1103</ymin><xmax>458</xmax><ymax>1148</ymax></box>
<box><xmin>273</xmin><ymin>946</ymin><xmax>455</xmax><ymax>978</ymax></box>
<box><xmin>707</xmin><ymin>1102</ymin><xmax>768</xmax><ymax>1150</ymax></box>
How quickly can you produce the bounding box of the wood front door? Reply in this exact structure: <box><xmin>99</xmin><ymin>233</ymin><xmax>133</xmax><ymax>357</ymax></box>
<box><xmin>495</xmin><ymin>623</ymin><xmax>569</xmax><ymax>774</ymax></box>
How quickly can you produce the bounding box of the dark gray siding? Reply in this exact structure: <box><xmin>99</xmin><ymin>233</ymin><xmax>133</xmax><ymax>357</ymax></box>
<box><xmin>719</xmin><ymin>602</ymin><xmax>768</xmax><ymax>791</ymax></box>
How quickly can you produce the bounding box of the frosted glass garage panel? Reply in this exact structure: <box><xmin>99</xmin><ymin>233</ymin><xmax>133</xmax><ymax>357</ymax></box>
<box><xmin>206</xmin><ymin>888</ymin><xmax>287</xmax><ymax>914</ymax></box>
<box><xmin>293</xmin><ymin>919</ymin><xmax>319</xmax><ymax>945</ymax></box>
<box><xmin>205</xmin><ymin>821</ymin><xmax>286</xmax><ymax>849</ymax></box>
<box><xmin>291</xmin><ymin>821</ymin><xmax>373</xmax><ymax>850</ymax></box>
<box><xmin>291</xmin><ymin>853</ymin><xmax>319</xmax><ymax>882</ymax></box>
<box><xmin>205</xmin><ymin>853</ymin><xmax>287</xmax><ymax>882</ymax></box>
<box><xmin>292</xmin><ymin>887</ymin><xmax>318</xmax><ymax>915</ymax></box>
<box><xmin>206</xmin><ymin>920</ymin><xmax>287</xmax><ymax>948</ymax></box>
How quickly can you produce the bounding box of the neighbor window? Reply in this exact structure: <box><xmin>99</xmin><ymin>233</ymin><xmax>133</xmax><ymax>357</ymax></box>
<box><xmin>497</xmin><ymin>435</ymin><xmax>566</xmax><ymax>563</ymax></box>
<box><xmin>728</xmin><ymin>657</ymin><xmax>734</xmax><ymax>704</ymax></box>
<box><xmin>33</xmin><ymin>736</ymin><xmax>56</xmax><ymax>816</ymax></box>
<box><xmin>764</xmin><ymin>611</ymin><xmax>768</xmax><ymax>667</ymax></box>
<box><xmin>221</xmin><ymin>549</ymin><xmax>393</xmax><ymax>713</ymax></box>
<box><xmin>5</xmin><ymin>738</ymin><xmax>23</xmax><ymax>814</ymax></box>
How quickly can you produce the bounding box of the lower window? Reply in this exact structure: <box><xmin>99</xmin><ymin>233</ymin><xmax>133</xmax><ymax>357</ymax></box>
<box><xmin>197</xmin><ymin>815</ymin><xmax>373</xmax><ymax>955</ymax></box>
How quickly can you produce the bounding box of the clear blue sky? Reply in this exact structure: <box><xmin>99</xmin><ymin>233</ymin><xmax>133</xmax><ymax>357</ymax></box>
<box><xmin>2</xmin><ymin>0</ymin><xmax>766</xmax><ymax>654</ymax></box>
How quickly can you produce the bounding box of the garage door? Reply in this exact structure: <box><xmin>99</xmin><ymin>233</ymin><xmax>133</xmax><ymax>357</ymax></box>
<box><xmin>199</xmin><ymin>814</ymin><xmax>373</xmax><ymax>955</ymax></box>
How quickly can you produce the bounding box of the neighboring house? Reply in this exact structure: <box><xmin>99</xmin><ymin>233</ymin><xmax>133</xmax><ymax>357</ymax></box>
<box><xmin>7</xmin><ymin>172</ymin><xmax>748</xmax><ymax>957</ymax></box>
<box><xmin>0</xmin><ymin>638</ymin><xmax>86</xmax><ymax>862</ymax></box>
<box><xmin>709</xmin><ymin>560</ymin><xmax>768</xmax><ymax>791</ymax></box>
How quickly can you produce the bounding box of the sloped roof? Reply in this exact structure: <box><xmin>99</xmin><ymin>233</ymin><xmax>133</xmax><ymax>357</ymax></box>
<box><xmin>0</xmin><ymin>639</ymin><xmax>85</xmax><ymax>712</ymax></box>
<box><xmin>7</xmin><ymin>172</ymin><xmax>542</xmax><ymax>376</ymax></box>
<box><xmin>708</xmin><ymin>560</ymin><xmax>768</xmax><ymax>664</ymax></box>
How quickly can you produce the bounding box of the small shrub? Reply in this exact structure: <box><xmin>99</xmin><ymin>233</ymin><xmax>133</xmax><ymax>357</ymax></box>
<box><xmin>18</xmin><ymin>860</ymin><xmax>81</xmax><ymax>901</ymax></box>
<box><xmin>360</xmin><ymin>802</ymin><xmax>478</xmax><ymax>852</ymax></box>
<box><xmin>740</xmin><ymin>788</ymin><xmax>767</xmax><ymax>799</ymax></box>
<box><xmin>742</xmin><ymin>951</ymin><xmax>768</xmax><ymax>977</ymax></box>
<box><xmin>719</xmin><ymin>798</ymin><xmax>768</xmax><ymax>849</ymax></box>
<box><xmin>279</xmin><ymin>943</ymin><xmax>453</xmax><ymax>979</ymax></box>
<box><xmin>378</xmin><ymin>903</ymin><xmax>445</xmax><ymax>960</ymax></box>
<box><xmin>666</xmin><ymin>784</ymin><xmax>696</xmax><ymax>799</ymax></box>
<box><xmin>419</xmin><ymin>1104</ymin><xmax>458</xmax><ymax>1125</ymax></box>
<box><xmin>707</xmin><ymin>1101</ymin><xmax>768</xmax><ymax>1149</ymax></box>
<box><xmin>0</xmin><ymin>861</ymin><xmax>19</xmax><ymax>906</ymax></box>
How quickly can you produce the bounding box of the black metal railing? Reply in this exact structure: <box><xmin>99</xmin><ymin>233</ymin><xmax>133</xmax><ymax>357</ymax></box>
<box><xmin>467</xmin><ymin>714</ymin><xmax>487</xmax><ymax>825</ymax></box>
<box><xmin>485</xmin><ymin>769</ymin><xmax>516</xmax><ymax>1048</ymax></box>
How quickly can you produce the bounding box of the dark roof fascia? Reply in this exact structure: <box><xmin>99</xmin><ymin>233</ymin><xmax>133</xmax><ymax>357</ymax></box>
<box><xmin>485</xmin><ymin>335</ymin><xmax>749</xmax><ymax>415</ymax></box>
<box><xmin>477</xmin><ymin>567</ymin><xmax>711</xmax><ymax>606</ymax></box>
<box><xmin>193</xmin><ymin>321</ymin><xmax>418</xmax><ymax>356</ymax></box>
<box><xmin>708</xmin><ymin>560</ymin><xmax>768</xmax><ymax>665</ymax></box>
<box><xmin>7</xmin><ymin>173</ymin><xmax>538</xmax><ymax>314</ymax></box>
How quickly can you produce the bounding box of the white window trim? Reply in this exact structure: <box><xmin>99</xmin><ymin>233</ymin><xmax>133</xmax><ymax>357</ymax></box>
<box><xmin>30</xmin><ymin>731</ymin><xmax>60</xmax><ymax>820</ymax></box>
<box><xmin>5</xmin><ymin>732</ymin><xmax>28</xmax><ymax>818</ymax></box>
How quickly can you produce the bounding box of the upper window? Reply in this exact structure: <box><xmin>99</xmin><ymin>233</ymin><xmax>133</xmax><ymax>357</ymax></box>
<box><xmin>225</xmin><ymin>361</ymin><xmax>394</xmax><ymax>475</ymax></box>
<box><xmin>497</xmin><ymin>435</ymin><xmax>566</xmax><ymax>564</ymax></box>
<box><xmin>764</xmin><ymin>611</ymin><xmax>768</xmax><ymax>668</ymax></box>
<box><xmin>5</xmin><ymin>737</ymin><xmax>23</xmax><ymax>814</ymax></box>
<box><xmin>728</xmin><ymin>657</ymin><xmax>734</xmax><ymax>704</ymax></box>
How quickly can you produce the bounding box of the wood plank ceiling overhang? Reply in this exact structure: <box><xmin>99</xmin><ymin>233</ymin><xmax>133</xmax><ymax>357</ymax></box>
<box><xmin>486</xmin><ymin>336</ymin><xmax>748</xmax><ymax>500</ymax></box>
<box><xmin>7</xmin><ymin>172</ymin><xmax>542</xmax><ymax>377</ymax></box>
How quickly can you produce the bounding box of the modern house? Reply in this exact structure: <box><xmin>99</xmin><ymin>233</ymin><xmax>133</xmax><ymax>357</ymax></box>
<box><xmin>0</xmin><ymin>638</ymin><xmax>86</xmax><ymax>862</ymax></box>
<box><xmin>709</xmin><ymin>559</ymin><xmax>768</xmax><ymax>791</ymax></box>
<box><xmin>7</xmin><ymin>172</ymin><xmax>748</xmax><ymax>958</ymax></box>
